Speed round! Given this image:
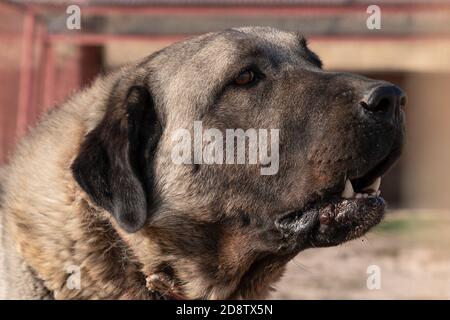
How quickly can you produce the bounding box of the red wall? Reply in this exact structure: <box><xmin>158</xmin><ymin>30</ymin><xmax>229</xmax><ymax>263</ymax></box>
<box><xmin>0</xmin><ymin>2</ymin><xmax>24</xmax><ymax>164</ymax></box>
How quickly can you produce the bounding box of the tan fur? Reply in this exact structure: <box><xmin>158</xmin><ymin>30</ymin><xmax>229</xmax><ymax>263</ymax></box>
<box><xmin>1</xmin><ymin>72</ymin><xmax>137</xmax><ymax>299</ymax></box>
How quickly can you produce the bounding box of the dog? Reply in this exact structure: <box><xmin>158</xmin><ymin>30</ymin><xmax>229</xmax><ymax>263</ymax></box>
<box><xmin>0</xmin><ymin>27</ymin><xmax>406</xmax><ymax>299</ymax></box>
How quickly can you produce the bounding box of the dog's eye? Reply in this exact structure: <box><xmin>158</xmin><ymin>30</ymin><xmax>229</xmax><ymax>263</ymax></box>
<box><xmin>234</xmin><ymin>69</ymin><xmax>256</xmax><ymax>86</ymax></box>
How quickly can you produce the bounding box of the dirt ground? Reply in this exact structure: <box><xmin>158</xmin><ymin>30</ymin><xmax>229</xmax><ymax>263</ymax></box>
<box><xmin>272</xmin><ymin>210</ymin><xmax>450</xmax><ymax>299</ymax></box>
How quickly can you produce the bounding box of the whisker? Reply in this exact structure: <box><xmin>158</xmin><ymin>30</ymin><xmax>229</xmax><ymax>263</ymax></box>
<box><xmin>291</xmin><ymin>258</ymin><xmax>312</xmax><ymax>274</ymax></box>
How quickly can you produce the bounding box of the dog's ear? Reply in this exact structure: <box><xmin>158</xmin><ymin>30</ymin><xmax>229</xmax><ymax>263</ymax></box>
<box><xmin>71</xmin><ymin>85</ymin><xmax>161</xmax><ymax>233</ymax></box>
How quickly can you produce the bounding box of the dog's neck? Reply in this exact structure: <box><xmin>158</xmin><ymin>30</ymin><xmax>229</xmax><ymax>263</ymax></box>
<box><xmin>12</xmin><ymin>193</ymin><xmax>158</xmax><ymax>299</ymax></box>
<box><xmin>14</xmin><ymin>180</ymin><xmax>289</xmax><ymax>299</ymax></box>
<box><xmin>80</xmin><ymin>201</ymin><xmax>292</xmax><ymax>300</ymax></box>
<box><xmin>14</xmin><ymin>190</ymin><xmax>286</xmax><ymax>299</ymax></box>
<box><xmin>66</xmin><ymin>201</ymin><xmax>185</xmax><ymax>300</ymax></box>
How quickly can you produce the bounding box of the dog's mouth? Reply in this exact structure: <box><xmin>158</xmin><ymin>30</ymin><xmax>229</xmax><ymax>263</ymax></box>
<box><xmin>275</xmin><ymin>152</ymin><xmax>400</xmax><ymax>250</ymax></box>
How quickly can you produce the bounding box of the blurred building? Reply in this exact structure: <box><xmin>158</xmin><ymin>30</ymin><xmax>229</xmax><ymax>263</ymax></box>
<box><xmin>1</xmin><ymin>0</ymin><xmax>450</xmax><ymax>210</ymax></box>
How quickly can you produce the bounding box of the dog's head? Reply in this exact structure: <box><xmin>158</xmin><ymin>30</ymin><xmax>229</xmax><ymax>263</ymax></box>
<box><xmin>71</xmin><ymin>27</ymin><xmax>406</xmax><ymax>299</ymax></box>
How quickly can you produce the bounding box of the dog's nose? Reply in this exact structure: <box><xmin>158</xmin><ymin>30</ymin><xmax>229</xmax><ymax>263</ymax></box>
<box><xmin>360</xmin><ymin>84</ymin><xmax>407</xmax><ymax>119</ymax></box>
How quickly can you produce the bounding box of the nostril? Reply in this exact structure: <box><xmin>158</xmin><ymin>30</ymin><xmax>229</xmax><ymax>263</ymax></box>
<box><xmin>373</xmin><ymin>97</ymin><xmax>393</xmax><ymax>113</ymax></box>
<box><xmin>360</xmin><ymin>84</ymin><xmax>406</xmax><ymax>118</ymax></box>
<box><xmin>360</xmin><ymin>96</ymin><xmax>393</xmax><ymax>113</ymax></box>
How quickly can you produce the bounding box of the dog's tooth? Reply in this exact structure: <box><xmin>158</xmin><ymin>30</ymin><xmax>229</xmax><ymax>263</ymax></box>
<box><xmin>362</xmin><ymin>193</ymin><xmax>368</xmax><ymax>198</ymax></box>
<box><xmin>376</xmin><ymin>190</ymin><xmax>381</xmax><ymax>196</ymax></box>
<box><xmin>341</xmin><ymin>179</ymin><xmax>355</xmax><ymax>199</ymax></box>
<box><xmin>355</xmin><ymin>193</ymin><xmax>362</xmax><ymax>199</ymax></box>
<box><xmin>372</xmin><ymin>177</ymin><xmax>381</xmax><ymax>191</ymax></box>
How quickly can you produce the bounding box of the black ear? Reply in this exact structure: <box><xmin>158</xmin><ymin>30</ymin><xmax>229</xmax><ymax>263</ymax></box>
<box><xmin>71</xmin><ymin>85</ymin><xmax>161</xmax><ymax>233</ymax></box>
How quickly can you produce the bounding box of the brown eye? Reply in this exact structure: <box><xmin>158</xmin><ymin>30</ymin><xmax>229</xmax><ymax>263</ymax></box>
<box><xmin>234</xmin><ymin>69</ymin><xmax>256</xmax><ymax>85</ymax></box>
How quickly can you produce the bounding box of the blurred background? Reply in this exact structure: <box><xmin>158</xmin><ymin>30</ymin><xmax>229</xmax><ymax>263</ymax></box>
<box><xmin>1</xmin><ymin>0</ymin><xmax>450</xmax><ymax>299</ymax></box>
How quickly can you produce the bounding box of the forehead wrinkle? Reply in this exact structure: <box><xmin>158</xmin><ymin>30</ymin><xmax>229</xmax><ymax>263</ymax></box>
<box><xmin>162</xmin><ymin>38</ymin><xmax>237</xmax><ymax>123</ymax></box>
<box><xmin>231</xmin><ymin>41</ymin><xmax>296</xmax><ymax>72</ymax></box>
